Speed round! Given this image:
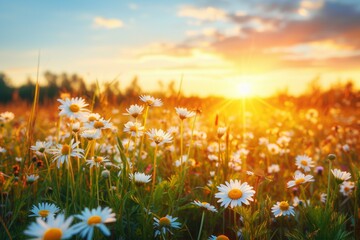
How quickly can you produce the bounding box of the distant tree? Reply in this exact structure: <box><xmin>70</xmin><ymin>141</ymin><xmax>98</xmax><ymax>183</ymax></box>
<box><xmin>0</xmin><ymin>73</ymin><xmax>14</xmax><ymax>103</ymax></box>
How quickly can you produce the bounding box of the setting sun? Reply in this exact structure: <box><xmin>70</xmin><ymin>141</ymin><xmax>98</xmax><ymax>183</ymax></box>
<box><xmin>236</xmin><ymin>82</ymin><xmax>253</xmax><ymax>98</ymax></box>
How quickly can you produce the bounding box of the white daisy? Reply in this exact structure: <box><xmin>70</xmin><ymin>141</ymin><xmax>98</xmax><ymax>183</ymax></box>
<box><xmin>72</xmin><ymin>206</ymin><xmax>116</xmax><ymax>240</ymax></box>
<box><xmin>139</xmin><ymin>95</ymin><xmax>163</xmax><ymax>107</ymax></box>
<box><xmin>123</xmin><ymin>121</ymin><xmax>145</xmax><ymax>137</ymax></box>
<box><xmin>268</xmin><ymin>164</ymin><xmax>280</xmax><ymax>174</ymax></box>
<box><xmin>26</xmin><ymin>174</ymin><xmax>39</xmax><ymax>184</ymax></box>
<box><xmin>217</xmin><ymin>127</ymin><xmax>227</xmax><ymax>138</ymax></box>
<box><xmin>320</xmin><ymin>193</ymin><xmax>327</xmax><ymax>203</ymax></box>
<box><xmin>340</xmin><ymin>181</ymin><xmax>355</xmax><ymax>196</ymax></box>
<box><xmin>123</xmin><ymin>104</ymin><xmax>144</xmax><ymax>118</ymax></box>
<box><xmin>153</xmin><ymin>215</ymin><xmax>181</xmax><ymax>237</ymax></box>
<box><xmin>192</xmin><ymin>200</ymin><xmax>218</xmax><ymax>213</ymax></box>
<box><xmin>48</xmin><ymin>139</ymin><xmax>84</xmax><ymax>168</ymax></box>
<box><xmin>80</xmin><ymin>113</ymin><xmax>101</xmax><ymax>123</ymax></box>
<box><xmin>146</xmin><ymin>129</ymin><xmax>173</xmax><ymax>146</ymax></box>
<box><xmin>267</xmin><ymin>143</ymin><xmax>280</xmax><ymax>155</ymax></box>
<box><xmin>331</xmin><ymin>169</ymin><xmax>351</xmax><ymax>183</ymax></box>
<box><xmin>0</xmin><ymin>111</ymin><xmax>15</xmax><ymax>123</ymax></box>
<box><xmin>80</xmin><ymin>129</ymin><xmax>102</xmax><ymax>140</ymax></box>
<box><xmin>0</xmin><ymin>146</ymin><xmax>6</xmax><ymax>153</ymax></box>
<box><xmin>271</xmin><ymin>201</ymin><xmax>295</xmax><ymax>217</ymax></box>
<box><xmin>30</xmin><ymin>140</ymin><xmax>52</xmax><ymax>156</ymax></box>
<box><xmin>129</xmin><ymin>172</ymin><xmax>152</xmax><ymax>184</ymax></box>
<box><xmin>86</xmin><ymin>156</ymin><xmax>110</xmax><ymax>168</ymax></box>
<box><xmin>295</xmin><ymin>154</ymin><xmax>314</xmax><ymax>172</ymax></box>
<box><xmin>83</xmin><ymin>117</ymin><xmax>113</xmax><ymax>132</ymax></box>
<box><xmin>287</xmin><ymin>172</ymin><xmax>314</xmax><ymax>188</ymax></box>
<box><xmin>58</xmin><ymin>97</ymin><xmax>89</xmax><ymax>119</ymax></box>
<box><xmin>175</xmin><ymin>107</ymin><xmax>196</xmax><ymax>120</ymax></box>
<box><xmin>215</xmin><ymin>179</ymin><xmax>255</xmax><ymax>208</ymax></box>
<box><xmin>29</xmin><ymin>202</ymin><xmax>60</xmax><ymax>219</ymax></box>
<box><xmin>24</xmin><ymin>214</ymin><xmax>75</xmax><ymax>240</ymax></box>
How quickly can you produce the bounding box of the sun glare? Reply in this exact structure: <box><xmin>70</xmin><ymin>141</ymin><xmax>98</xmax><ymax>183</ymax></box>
<box><xmin>237</xmin><ymin>82</ymin><xmax>253</xmax><ymax>98</ymax></box>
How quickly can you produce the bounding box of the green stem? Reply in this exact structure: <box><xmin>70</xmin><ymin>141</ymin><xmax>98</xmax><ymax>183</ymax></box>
<box><xmin>197</xmin><ymin>211</ymin><xmax>205</xmax><ymax>240</ymax></box>
<box><xmin>151</xmin><ymin>145</ymin><xmax>158</xmax><ymax>194</ymax></box>
<box><xmin>326</xmin><ymin>160</ymin><xmax>332</xmax><ymax>210</ymax></box>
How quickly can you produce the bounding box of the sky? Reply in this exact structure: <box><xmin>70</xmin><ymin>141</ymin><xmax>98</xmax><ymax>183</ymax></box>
<box><xmin>1</xmin><ymin>0</ymin><xmax>360</xmax><ymax>97</ymax></box>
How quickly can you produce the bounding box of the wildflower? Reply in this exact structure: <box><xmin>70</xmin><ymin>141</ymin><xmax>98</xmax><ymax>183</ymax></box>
<box><xmin>327</xmin><ymin>154</ymin><xmax>336</xmax><ymax>161</ymax></box>
<box><xmin>208</xmin><ymin>235</ymin><xmax>230</xmax><ymax>240</ymax></box>
<box><xmin>287</xmin><ymin>172</ymin><xmax>314</xmax><ymax>188</ymax></box>
<box><xmin>267</xmin><ymin>143</ymin><xmax>280</xmax><ymax>155</ymax></box>
<box><xmin>340</xmin><ymin>181</ymin><xmax>355</xmax><ymax>196</ymax></box>
<box><xmin>72</xmin><ymin>206</ymin><xmax>116</xmax><ymax>240</ymax></box>
<box><xmin>123</xmin><ymin>121</ymin><xmax>145</xmax><ymax>137</ymax></box>
<box><xmin>208</xmin><ymin>154</ymin><xmax>218</xmax><ymax>161</ymax></box>
<box><xmin>192</xmin><ymin>200</ymin><xmax>218</xmax><ymax>213</ymax></box>
<box><xmin>48</xmin><ymin>139</ymin><xmax>84</xmax><ymax>168</ymax></box>
<box><xmin>331</xmin><ymin>169</ymin><xmax>351</xmax><ymax>183</ymax></box>
<box><xmin>86</xmin><ymin>156</ymin><xmax>110</xmax><ymax>168</ymax></box>
<box><xmin>268</xmin><ymin>164</ymin><xmax>280</xmax><ymax>174</ymax></box>
<box><xmin>320</xmin><ymin>193</ymin><xmax>327</xmax><ymax>203</ymax></box>
<box><xmin>24</xmin><ymin>214</ymin><xmax>75</xmax><ymax>240</ymax></box>
<box><xmin>80</xmin><ymin>113</ymin><xmax>101</xmax><ymax>123</ymax></box>
<box><xmin>175</xmin><ymin>107</ymin><xmax>196</xmax><ymax>120</ymax></box>
<box><xmin>153</xmin><ymin>215</ymin><xmax>181</xmax><ymax>237</ymax></box>
<box><xmin>215</xmin><ymin>179</ymin><xmax>255</xmax><ymax>208</ymax></box>
<box><xmin>295</xmin><ymin>154</ymin><xmax>314</xmax><ymax>172</ymax></box>
<box><xmin>146</xmin><ymin>129</ymin><xmax>173</xmax><ymax>146</ymax></box>
<box><xmin>123</xmin><ymin>104</ymin><xmax>144</xmax><ymax>118</ymax></box>
<box><xmin>258</xmin><ymin>137</ymin><xmax>269</xmax><ymax>145</ymax></box>
<box><xmin>139</xmin><ymin>95</ymin><xmax>163</xmax><ymax>107</ymax></box>
<box><xmin>80</xmin><ymin>129</ymin><xmax>101</xmax><ymax>140</ymax></box>
<box><xmin>31</xmin><ymin>140</ymin><xmax>52</xmax><ymax>156</ymax></box>
<box><xmin>271</xmin><ymin>201</ymin><xmax>295</xmax><ymax>217</ymax></box>
<box><xmin>101</xmin><ymin>170</ymin><xmax>110</xmax><ymax>179</ymax></box>
<box><xmin>83</xmin><ymin>117</ymin><xmax>113</xmax><ymax>132</ymax></box>
<box><xmin>129</xmin><ymin>172</ymin><xmax>152</xmax><ymax>184</ymax></box>
<box><xmin>0</xmin><ymin>146</ymin><xmax>6</xmax><ymax>153</ymax></box>
<box><xmin>29</xmin><ymin>202</ymin><xmax>60</xmax><ymax>219</ymax></box>
<box><xmin>58</xmin><ymin>97</ymin><xmax>89</xmax><ymax>119</ymax></box>
<box><xmin>217</xmin><ymin>127</ymin><xmax>227</xmax><ymax>138</ymax></box>
<box><xmin>26</xmin><ymin>174</ymin><xmax>39</xmax><ymax>184</ymax></box>
<box><xmin>315</xmin><ymin>166</ymin><xmax>324</xmax><ymax>175</ymax></box>
<box><xmin>0</xmin><ymin>111</ymin><xmax>14</xmax><ymax>123</ymax></box>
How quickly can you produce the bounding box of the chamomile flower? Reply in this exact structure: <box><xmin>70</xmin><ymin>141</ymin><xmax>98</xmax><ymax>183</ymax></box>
<box><xmin>31</xmin><ymin>140</ymin><xmax>52</xmax><ymax>156</ymax></box>
<box><xmin>129</xmin><ymin>172</ymin><xmax>152</xmax><ymax>184</ymax></box>
<box><xmin>175</xmin><ymin>107</ymin><xmax>196</xmax><ymax>120</ymax></box>
<box><xmin>58</xmin><ymin>97</ymin><xmax>89</xmax><ymax>119</ymax></box>
<box><xmin>295</xmin><ymin>154</ymin><xmax>314</xmax><ymax>172</ymax></box>
<box><xmin>26</xmin><ymin>174</ymin><xmax>39</xmax><ymax>184</ymax></box>
<box><xmin>217</xmin><ymin>127</ymin><xmax>227</xmax><ymax>138</ymax></box>
<box><xmin>340</xmin><ymin>181</ymin><xmax>355</xmax><ymax>196</ymax></box>
<box><xmin>271</xmin><ymin>201</ymin><xmax>295</xmax><ymax>217</ymax></box>
<box><xmin>153</xmin><ymin>215</ymin><xmax>181</xmax><ymax>237</ymax></box>
<box><xmin>268</xmin><ymin>164</ymin><xmax>280</xmax><ymax>174</ymax></box>
<box><xmin>29</xmin><ymin>202</ymin><xmax>60</xmax><ymax>219</ymax></box>
<box><xmin>123</xmin><ymin>121</ymin><xmax>145</xmax><ymax>137</ymax></box>
<box><xmin>72</xmin><ymin>206</ymin><xmax>116</xmax><ymax>240</ymax></box>
<box><xmin>146</xmin><ymin>129</ymin><xmax>173</xmax><ymax>146</ymax></box>
<box><xmin>0</xmin><ymin>146</ymin><xmax>6</xmax><ymax>153</ymax></box>
<box><xmin>267</xmin><ymin>143</ymin><xmax>280</xmax><ymax>155</ymax></box>
<box><xmin>192</xmin><ymin>200</ymin><xmax>218</xmax><ymax>213</ymax></box>
<box><xmin>83</xmin><ymin>117</ymin><xmax>113</xmax><ymax>132</ymax></box>
<box><xmin>215</xmin><ymin>179</ymin><xmax>255</xmax><ymax>208</ymax></box>
<box><xmin>24</xmin><ymin>214</ymin><xmax>75</xmax><ymax>240</ymax></box>
<box><xmin>80</xmin><ymin>129</ymin><xmax>101</xmax><ymax>140</ymax></box>
<box><xmin>48</xmin><ymin>139</ymin><xmax>84</xmax><ymax>168</ymax></box>
<box><xmin>123</xmin><ymin>104</ymin><xmax>144</xmax><ymax>118</ymax></box>
<box><xmin>0</xmin><ymin>111</ymin><xmax>15</xmax><ymax>123</ymax></box>
<box><xmin>86</xmin><ymin>156</ymin><xmax>110</xmax><ymax>168</ymax></box>
<box><xmin>140</xmin><ymin>95</ymin><xmax>163</xmax><ymax>107</ymax></box>
<box><xmin>331</xmin><ymin>169</ymin><xmax>351</xmax><ymax>183</ymax></box>
<box><xmin>287</xmin><ymin>172</ymin><xmax>314</xmax><ymax>188</ymax></box>
<box><xmin>80</xmin><ymin>113</ymin><xmax>101</xmax><ymax>123</ymax></box>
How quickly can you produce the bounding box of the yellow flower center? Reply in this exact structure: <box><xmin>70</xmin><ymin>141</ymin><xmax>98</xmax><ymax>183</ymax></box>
<box><xmin>216</xmin><ymin>235</ymin><xmax>230</xmax><ymax>240</ymax></box>
<box><xmin>61</xmin><ymin>144</ymin><xmax>70</xmax><ymax>155</ymax></box>
<box><xmin>94</xmin><ymin>121</ymin><xmax>104</xmax><ymax>129</ymax></box>
<box><xmin>201</xmin><ymin>202</ymin><xmax>208</xmax><ymax>205</ymax></box>
<box><xmin>301</xmin><ymin>160</ymin><xmax>308</xmax><ymax>166</ymax></box>
<box><xmin>279</xmin><ymin>201</ymin><xmax>289</xmax><ymax>211</ymax></box>
<box><xmin>43</xmin><ymin>228</ymin><xmax>62</xmax><ymax>240</ymax></box>
<box><xmin>344</xmin><ymin>187</ymin><xmax>350</xmax><ymax>192</ymax></box>
<box><xmin>159</xmin><ymin>217</ymin><xmax>171</xmax><ymax>227</ymax></box>
<box><xmin>87</xmin><ymin>215</ymin><xmax>102</xmax><ymax>225</ymax></box>
<box><xmin>154</xmin><ymin>136</ymin><xmax>163</xmax><ymax>144</ymax></box>
<box><xmin>39</xmin><ymin>147</ymin><xmax>45</xmax><ymax>153</ymax></box>
<box><xmin>38</xmin><ymin>210</ymin><xmax>50</xmax><ymax>217</ymax></box>
<box><xmin>228</xmin><ymin>189</ymin><xmax>243</xmax><ymax>200</ymax></box>
<box><xmin>69</xmin><ymin>104</ymin><xmax>80</xmax><ymax>113</ymax></box>
<box><xmin>130</xmin><ymin>125</ymin><xmax>137</xmax><ymax>132</ymax></box>
<box><xmin>295</xmin><ymin>178</ymin><xmax>305</xmax><ymax>185</ymax></box>
<box><xmin>146</xmin><ymin>99</ymin><xmax>154</xmax><ymax>105</ymax></box>
<box><xmin>88</xmin><ymin>116</ymin><xmax>97</xmax><ymax>121</ymax></box>
<box><xmin>94</xmin><ymin>156</ymin><xmax>103</xmax><ymax>163</ymax></box>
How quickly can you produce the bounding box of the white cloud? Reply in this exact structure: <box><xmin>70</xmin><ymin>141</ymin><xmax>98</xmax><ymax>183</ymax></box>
<box><xmin>93</xmin><ymin>17</ymin><xmax>124</xmax><ymax>29</ymax></box>
<box><xmin>128</xmin><ymin>3</ymin><xmax>138</xmax><ymax>10</ymax></box>
<box><xmin>178</xmin><ymin>5</ymin><xmax>227</xmax><ymax>21</ymax></box>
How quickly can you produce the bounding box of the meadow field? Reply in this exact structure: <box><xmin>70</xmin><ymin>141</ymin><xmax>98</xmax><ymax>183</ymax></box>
<box><xmin>0</xmin><ymin>81</ymin><xmax>359</xmax><ymax>240</ymax></box>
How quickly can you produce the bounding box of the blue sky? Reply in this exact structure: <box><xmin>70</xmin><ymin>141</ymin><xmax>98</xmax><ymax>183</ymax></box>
<box><xmin>1</xmin><ymin>0</ymin><xmax>360</xmax><ymax>97</ymax></box>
